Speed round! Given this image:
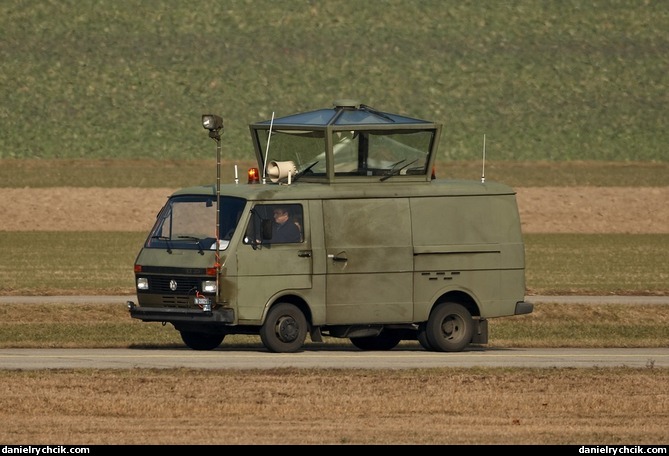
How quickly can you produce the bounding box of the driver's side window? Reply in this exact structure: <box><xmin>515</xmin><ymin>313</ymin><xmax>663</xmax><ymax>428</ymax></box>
<box><xmin>244</xmin><ymin>204</ymin><xmax>304</xmax><ymax>245</ymax></box>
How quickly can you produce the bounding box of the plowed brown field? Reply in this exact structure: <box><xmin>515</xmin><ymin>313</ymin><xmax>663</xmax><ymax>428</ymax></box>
<box><xmin>1</xmin><ymin>187</ymin><xmax>667</xmax><ymax>233</ymax></box>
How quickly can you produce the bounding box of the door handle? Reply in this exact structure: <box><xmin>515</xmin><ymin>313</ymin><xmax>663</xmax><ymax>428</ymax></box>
<box><xmin>298</xmin><ymin>250</ymin><xmax>312</xmax><ymax>258</ymax></box>
<box><xmin>327</xmin><ymin>252</ymin><xmax>348</xmax><ymax>262</ymax></box>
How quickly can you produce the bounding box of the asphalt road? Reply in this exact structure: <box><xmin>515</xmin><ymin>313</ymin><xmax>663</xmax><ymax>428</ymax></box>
<box><xmin>0</xmin><ymin>347</ymin><xmax>666</xmax><ymax>369</ymax></box>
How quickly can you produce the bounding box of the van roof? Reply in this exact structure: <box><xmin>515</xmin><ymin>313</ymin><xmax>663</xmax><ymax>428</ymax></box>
<box><xmin>172</xmin><ymin>178</ymin><xmax>516</xmax><ymax>201</ymax></box>
<box><xmin>253</xmin><ymin>100</ymin><xmax>434</xmax><ymax>128</ymax></box>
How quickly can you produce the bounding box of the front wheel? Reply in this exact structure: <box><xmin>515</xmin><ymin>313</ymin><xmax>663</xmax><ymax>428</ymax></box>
<box><xmin>180</xmin><ymin>331</ymin><xmax>225</xmax><ymax>351</ymax></box>
<box><xmin>425</xmin><ymin>302</ymin><xmax>473</xmax><ymax>352</ymax></box>
<box><xmin>260</xmin><ymin>302</ymin><xmax>308</xmax><ymax>353</ymax></box>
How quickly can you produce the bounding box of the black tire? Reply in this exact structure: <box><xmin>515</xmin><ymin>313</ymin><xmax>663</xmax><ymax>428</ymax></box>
<box><xmin>180</xmin><ymin>331</ymin><xmax>225</xmax><ymax>351</ymax></box>
<box><xmin>417</xmin><ymin>323</ymin><xmax>433</xmax><ymax>351</ymax></box>
<box><xmin>260</xmin><ymin>302</ymin><xmax>308</xmax><ymax>353</ymax></box>
<box><xmin>425</xmin><ymin>302</ymin><xmax>473</xmax><ymax>352</ymax></box>
<box><xmin>350</xmin><ymin>330</ymin><xmax>402</xmax><ymax>351</ymax></box>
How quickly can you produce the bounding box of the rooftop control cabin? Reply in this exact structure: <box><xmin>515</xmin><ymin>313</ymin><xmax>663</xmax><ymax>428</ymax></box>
<box><xmin>248</xmin><ymin>100</ymin><xmax>442</xmax><ymax>184</ymax></box>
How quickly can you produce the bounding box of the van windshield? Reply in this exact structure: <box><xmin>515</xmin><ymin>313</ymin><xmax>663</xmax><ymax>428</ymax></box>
<box><xmin>144</xmin><ymin>195</ymin><xmax>246</xmax><ymax>251</ymax></box>
<box><xmin>256</xmin><ymin>129</ymin><xmax>433</xmax><ymax>178</ymax></box>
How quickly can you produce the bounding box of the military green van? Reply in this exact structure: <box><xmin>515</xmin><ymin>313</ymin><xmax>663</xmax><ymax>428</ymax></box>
<box><xmin>128</xmin><ymin>101</ymin><xmax>532</xmax><ymax>353</ymax></box>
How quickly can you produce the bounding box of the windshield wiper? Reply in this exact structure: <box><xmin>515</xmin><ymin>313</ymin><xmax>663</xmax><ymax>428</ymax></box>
<box><xmin>380</xmin><ymin>159</ymin><xmax>418</xmax><ymax>181</ymax></box>
<box><xmin>292</xmin><ymin>160</ymin><xmax>319</xmax><ymax>183</ymax></box>
<box><xmin>177</xmin><ymin>235</ymin><xmax>205</xmax><ymax>255</ymax></box>
<box><xmin>151</xmin><ymin>235</ymin><xmax>173</xmax><ymax>254</ymax></box>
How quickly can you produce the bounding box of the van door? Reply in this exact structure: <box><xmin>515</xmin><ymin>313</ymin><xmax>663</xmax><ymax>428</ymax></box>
<box><xmin>322</xmin><ymin>198</ymin><xmax>413</xmax><ymax>324</ymax></box>
<box><xmin>234</xmin><ymin>203</ymin><xmax>312</xmax><ymax>322</ymax></box>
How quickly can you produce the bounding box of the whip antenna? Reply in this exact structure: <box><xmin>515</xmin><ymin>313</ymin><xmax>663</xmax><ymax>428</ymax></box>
<box><xmin>262</xmin><ymin>112</ymin><xmax>275</xmax><ymax>184</ymax></box>
<box><xmin>481</xmin><ymin>134</ymin><xmax>486</xmax><ymax>184</ymax></box>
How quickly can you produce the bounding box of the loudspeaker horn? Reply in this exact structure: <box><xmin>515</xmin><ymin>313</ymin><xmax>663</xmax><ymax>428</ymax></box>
<box><xmin>267</xmin><ymin>160</ymin><xmax>297</xmax><ymax>183</ymax></box>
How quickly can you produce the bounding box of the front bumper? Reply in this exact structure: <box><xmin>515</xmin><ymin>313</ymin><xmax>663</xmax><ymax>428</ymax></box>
<box><xmin>127</xmin><ymin>301</ymin><xmax>235</xmax><ymax>323</ymax></box>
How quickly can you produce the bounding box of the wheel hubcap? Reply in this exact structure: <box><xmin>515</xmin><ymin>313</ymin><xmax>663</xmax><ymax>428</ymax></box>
<box><xmin>441</xmin><ymin>316</ymin><xmax>461</xmax><ymax>340</ymax></box>
<box><xmin>276</xmin><ymin>316</ymin><xmax>299</xmax><ymax>342</ymax></box>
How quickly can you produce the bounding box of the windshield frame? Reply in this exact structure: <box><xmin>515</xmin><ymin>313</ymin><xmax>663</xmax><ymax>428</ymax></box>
<box><xmin>250</xmin><ymin>125</ymin><xmax>439</xmax><ymax>184</ymax></box>
<box><xmin>144</xmin><ymin>195</ymin><xmax>246</xmax><ymax>251</ymax></box>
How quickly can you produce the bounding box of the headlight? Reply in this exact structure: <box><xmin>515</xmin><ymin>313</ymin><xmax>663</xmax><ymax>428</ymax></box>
<box><xmin>202</xmin><ymin>280</ymin><xmax>217</xmax><ymax>293</ymax></box>
<box><xmin>202</xmin><ymin>114</ymin><xmax>223</xmax><ymax>131</ymax></box>
<box><xmin>136</xmin><ymin>278</ymin><xmax>149</xmax><ymax>290</ymax></box>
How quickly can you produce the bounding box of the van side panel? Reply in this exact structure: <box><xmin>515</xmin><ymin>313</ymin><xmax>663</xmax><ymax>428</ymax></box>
<box><xmin>411</xmin><ymin>194</ymin><xmax>522</xmax><ymax>245</ymax></box>
<box><xmin>322</xmin><ymin>198</ymin><xmax>413</xmax><ymax>324</ymax></box>
<box><xmin>410</xmin><ymin>194</ymin><xmax>525</xmax><ymax>319</ymax></box>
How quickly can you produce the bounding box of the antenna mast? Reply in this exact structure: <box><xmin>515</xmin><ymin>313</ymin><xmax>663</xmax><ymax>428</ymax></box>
<box><xmin>481</xmin><ymin>134</ymin><xmax>486</xmax><ymax>184</ymax></box>
<box><xmin>262</xmin><ymin>112</ymin><xmax>275</xmax><ymax>184</ymax></box>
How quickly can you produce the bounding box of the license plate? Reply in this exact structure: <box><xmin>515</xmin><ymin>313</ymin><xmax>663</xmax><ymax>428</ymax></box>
<box><xmin>194</xmin><ymin>297</ymin><xmax>211</xmax><ymax>306</ymax></box>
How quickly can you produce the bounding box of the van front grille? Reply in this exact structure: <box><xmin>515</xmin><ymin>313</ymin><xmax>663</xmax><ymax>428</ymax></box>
<box><xmin>159</xmin><ymin>295</ymin><xmax>192</xmax><ymax>307</ymax></box>
<box><xmin>149</xmin><ymin>275</ymin><xmax>201</xmax><ymax>294</ymax></box>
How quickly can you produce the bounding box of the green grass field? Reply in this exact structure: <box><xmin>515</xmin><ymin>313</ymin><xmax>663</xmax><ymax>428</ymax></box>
<box><xmin>1</xmin><ymin>231</ymin><xmax>668</xmax><ymax>296</ymax></box>
<box><xmin>0</xmin><ymin>302</ymin><xmax>668</xmax><ymax>349</ymax></box>
<box><xmin>1</xmin><ymin>1</ymin><xmax>667</xmax><ymax>161</ymax></box>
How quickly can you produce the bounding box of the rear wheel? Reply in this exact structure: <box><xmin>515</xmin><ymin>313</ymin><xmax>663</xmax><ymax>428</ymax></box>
<box><xmin>180</xmin><ymin>331</ymin><xmax>225</xmax><ymax>351</ymax></box>
<box><xmin>260</xmin><ymin>302</ymin><xmax>308</xmax><ymax>353</ymax></box>
<box><xmin>425</xmin><ymin>302</ymin><xmax>473</xmax><ymax>352</ymax></box>
<box><xmin>350</xmin><ymin>330</ymin><xmax>402</xmax><ymax>351</ymax></box>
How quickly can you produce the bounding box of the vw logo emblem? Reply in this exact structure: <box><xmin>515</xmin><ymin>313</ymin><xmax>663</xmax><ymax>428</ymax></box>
<box><xmin>169</xmin><ymin>280</ymin><xmax>177</xmax><ymax>291</ymax></box>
